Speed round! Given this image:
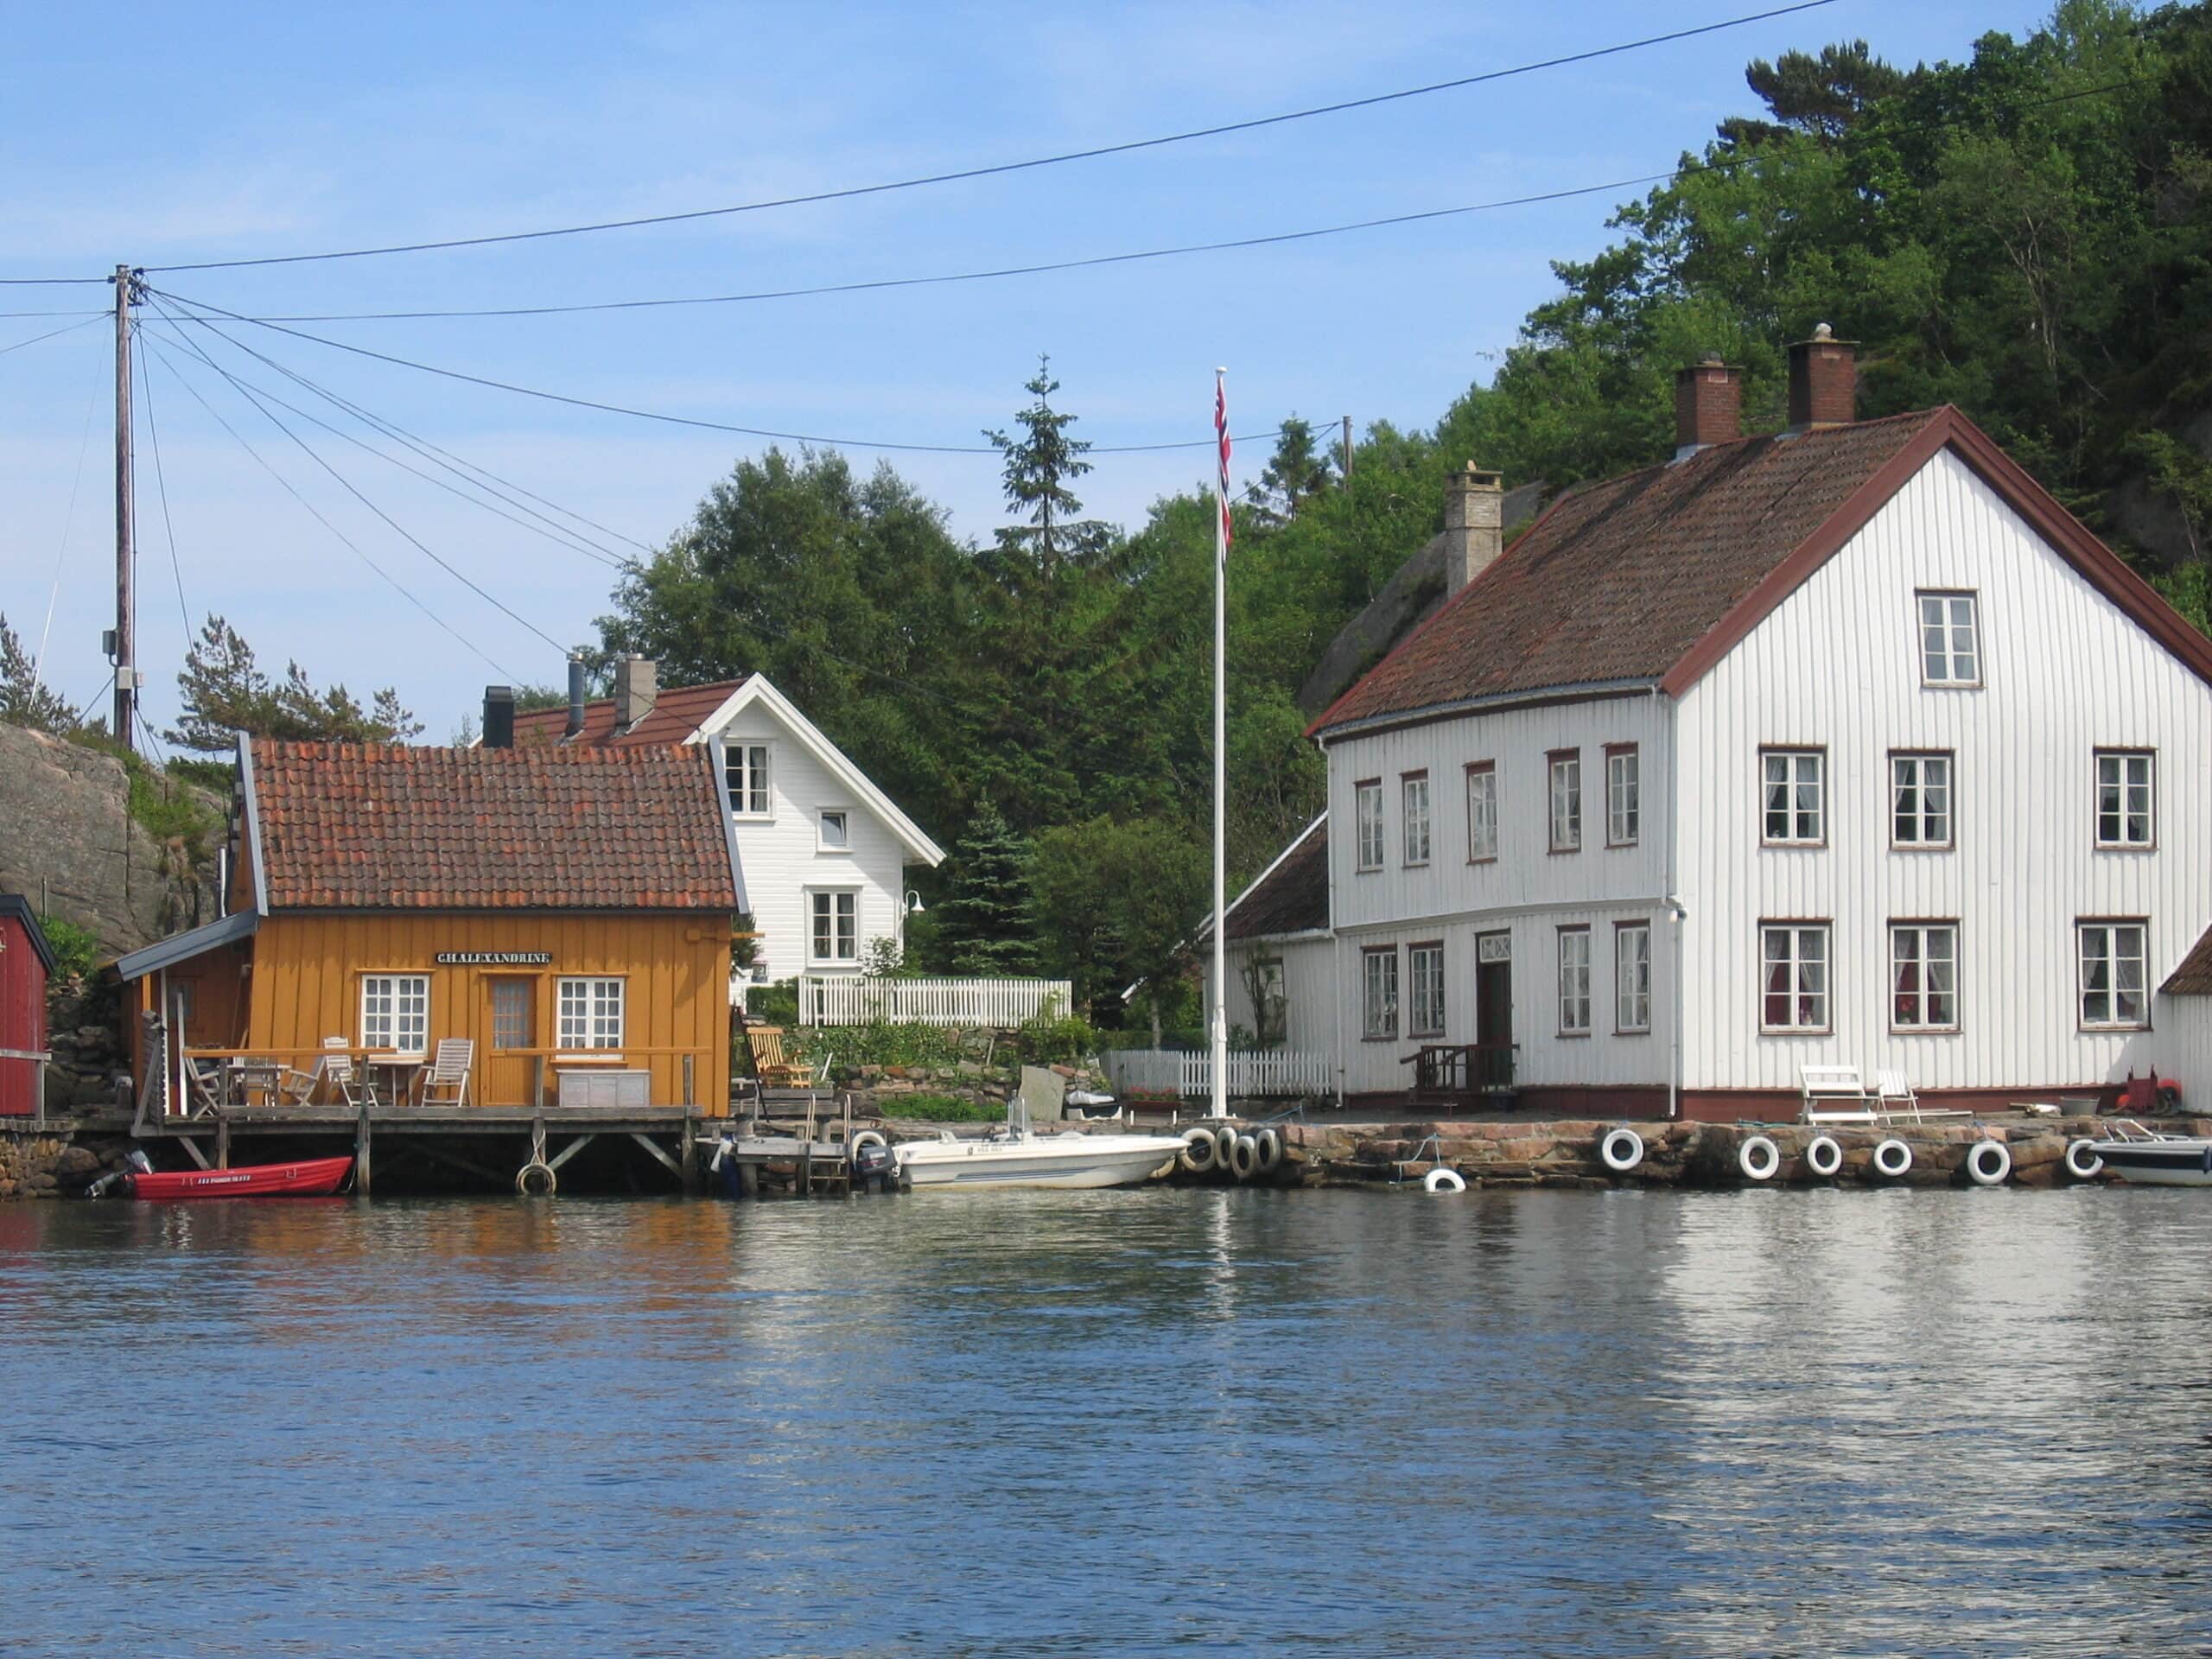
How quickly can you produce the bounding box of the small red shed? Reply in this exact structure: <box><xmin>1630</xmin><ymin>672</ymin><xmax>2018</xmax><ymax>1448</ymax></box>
<box><xmin>0</xmin><ymin>893</ymin><xmax>56</xmax><ymax>1117</ymax></box>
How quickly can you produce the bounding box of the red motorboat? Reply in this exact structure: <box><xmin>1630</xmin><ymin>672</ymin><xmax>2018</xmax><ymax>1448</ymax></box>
<box><xmin>126</xmin><ymin>1155</ymin><xmax>353</xmax><ymax>1200</ymax></box>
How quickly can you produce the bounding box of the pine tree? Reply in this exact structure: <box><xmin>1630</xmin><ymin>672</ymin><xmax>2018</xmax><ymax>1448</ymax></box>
<box><xmin>0</xmin><ymin>613</ymin><xmax>76</xmax><ymax>734</ymax></box>
<box><xmin>931</xmin><ymin>800</ymin><xmax>1039</xmax><ymax>976</ymax></box>
<box><xmin>983</xmin><ymin>355</ymin><xmax>1105</xmax><ymax>569</ymax></box>
<box><xmin>166</xmin><ymin>613</ymin><xmax>422</xmax><ymax>752</ymax></box>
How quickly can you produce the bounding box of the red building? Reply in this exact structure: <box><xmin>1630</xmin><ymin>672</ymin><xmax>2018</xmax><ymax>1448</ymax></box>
<box><xmin>0</xmin><ymin>893</ymin><xmax>55</xmax><ymax>1118</ymax></box>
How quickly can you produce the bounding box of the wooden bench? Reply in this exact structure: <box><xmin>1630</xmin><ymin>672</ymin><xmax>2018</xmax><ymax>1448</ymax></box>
<box><xmin>745</xmin><ymin>1026</ymin><xmax>808</xmax><ymax>1090</ymax></box>
<box><xmin>1799</xmin><ymin>1065</ymin><xmax>1878</xmax><ymax>1124</ymax></box>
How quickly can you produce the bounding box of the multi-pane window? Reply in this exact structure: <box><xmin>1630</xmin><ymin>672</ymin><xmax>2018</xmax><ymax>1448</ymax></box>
<box><xmin>2094</xmin><ymin>752</ymin><xmax>2154</xmax><ymax>848</ymax></box>
<box><xmin>1355</xmin><ymin>780</ymin><xmax>1385</xmax><ymax>872</ymax></box>
<box><xmin>1762</xmin><ymin>750</ymin><xmax>1825</xmax><ymax>844</ymax></box>
<box><xmin>1408</xmin><ymin>943</ymin><xmax>1446</xmax><ymax>1037</ymax></box>
<box><xmin>557</xmin><ymin>976</ymin><xmax>624</xmax><ymax>1049</ymax></box>
<box><xmin>1891</xmin><ymin>753</ymin><xmax>1953</xmax><ymax>849</ymax></box>
<box><xmin>726</xmin><ymin>743</ymin><xmax>772</xmax><ymax>816</ymax></box>
<box><xmin>1917</xmin><ymin>591</ymin><xmax>1980</xmax><ymax>686</ymax></box>
<box><xmin>1891</xmin><ymin>924</ymin><xmax>1958</xmax><ymax>1031</ymax></box>
<box><xmin>810</xmin><ymin>891</ymin><xmax>858</xmax><ymax>962</ymax></box>
<box><xmin>1402</xmin><ymin>773</ymin><xmax>1431</xmax><ymax>867</ymax></box>
<box><xmin>1557</xmin><ymin>928</ymin><xmax>1592</xmax><ymax>1034</ymax></box>
<box><xmin>1616</xmin><ymin>923</ymin><xmax>1651</xmax><ymax>1033</ymax></box>
<box><xmin>1548</xmin><ymin>752</ymin><xmax>1582</xmax><ymax>853</ymax></box>
<box><xmin>2078</xmin><ymin>921</ymin><xmax>2148</xmax><ymax>1029</ymax></box>
<box><xmin>360</xmin><ymin>974</ymin><xmax>429</xmax><ymax>1057</ymax></box>
<box><xmin>1361</xmin><ymin>947</ymin><xmax>1399</xmax><ymax>1040</ymax></box>
<box><xmin>489</xmin><ymin>979</ymin><xmax>533</xmax><ymax>1050</ymax></box>
<box><xmin>1466</xmin><ymin>763</ymin><xmax>1498</xmax><ymax>861</ymax></box>
<box><xmin>1606</xmin><ymin>746</ymin><xmax>1640</xmax><ymax>848</ymax></box>
<box><xmin>818</xmin><ymin>809</ymin><xmax>850</xmax><ymax>851</ymax></box>
<box><xmin>1760</xmin><ymin>924</ymin><xmax>1829</xmax><ymax>1032</ymax></box>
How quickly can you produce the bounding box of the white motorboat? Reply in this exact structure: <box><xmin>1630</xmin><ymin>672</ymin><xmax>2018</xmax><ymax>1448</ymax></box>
<box><xmin>893</xmin><ymin>1096</ymin><xmax>1182</xmax><ymax>1191</ymax></box>
<box><xmin>2085</xmin><ymin>1121</ymin><xmax>2212</xmax><ymax>1186</ymax></box>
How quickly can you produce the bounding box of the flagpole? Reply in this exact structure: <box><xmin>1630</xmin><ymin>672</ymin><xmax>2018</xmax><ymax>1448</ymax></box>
<box><xmin>1211</xmin><ymin>368</ymin><xmax>1230</xmax><ymax>1121</ymax></box>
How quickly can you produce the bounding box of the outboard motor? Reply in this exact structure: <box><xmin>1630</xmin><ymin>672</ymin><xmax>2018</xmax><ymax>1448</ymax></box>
<box><xmin>849</xmin><ymin>1135</ymin><xmax>899</xmax><ymax>1195</ymax></box>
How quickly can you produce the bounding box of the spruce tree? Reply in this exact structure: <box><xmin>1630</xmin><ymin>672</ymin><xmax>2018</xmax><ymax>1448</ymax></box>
<box><xmin>931</xmin><ymin>800</ymin><xmax>1039</xmax><ymax>976</ymax></box>
<box><xmin>983</xmin><ymin>355</ymin><xmax>1106</xmax><ymax>569</ymax></box>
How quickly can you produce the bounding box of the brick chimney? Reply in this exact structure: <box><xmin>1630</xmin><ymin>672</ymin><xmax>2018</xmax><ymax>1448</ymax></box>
<box><xmin>1673</xmin><ymin>354</ymin><xmax>1740</xmax><ymax>457</ymax></box>
<box><xmin>1787</xmin><ymin>323</ymin><xmax>1856</xmax><ymax>429</ymax></box>
<box><xmin>613</xmin><ymin>656</ymin><xmax>658</xmax><ymax>732</ymax></box>
<box><xmin>1443</xmin><ymin>462</ymin><xmax>1504</xmax><ymax>590</ymax></box>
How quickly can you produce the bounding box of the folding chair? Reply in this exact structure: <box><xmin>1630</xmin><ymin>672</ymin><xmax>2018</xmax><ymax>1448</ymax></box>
<box><xmin>420</xmin><ymin>1038</ymin><xmax>474</xmax><ymax>1108</ymax></box>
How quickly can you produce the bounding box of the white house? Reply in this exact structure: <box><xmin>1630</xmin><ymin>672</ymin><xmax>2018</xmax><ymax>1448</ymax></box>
<box><xmin>512</xmin><ymin>660</ymin><xmax>944</xmax><ymax>998</ymax></box>
<box><xmin>1229</xmin><ymin>332</ymin><xmax>2212</xmax><ymax>1120</ymax></box>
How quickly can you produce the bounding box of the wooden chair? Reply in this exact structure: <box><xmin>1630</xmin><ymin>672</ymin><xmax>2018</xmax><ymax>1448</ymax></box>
<box><xmin>1876</xmin><ymin>1067</ymin><xmax>1967</xmax><ymax>1122</ymax></box>
<box><xmin>1799</xmin><ymin>1065</ymin><xmax>1877</xmax><ymax>1124</ymax></box>
<box><xmin>420</xmin><ymin>1038</ymin><xmax>474</xmax><ymax>1108</ymax></box>
<box><xmin>319</xmin><ymin>1052</ymin><xmax>368</xmax><ymax>1109</ymax></box>
<box><xmin>746</xmin><ymin>1026</ymin><xmax>807</xmax><ymax>1089</ymax></box>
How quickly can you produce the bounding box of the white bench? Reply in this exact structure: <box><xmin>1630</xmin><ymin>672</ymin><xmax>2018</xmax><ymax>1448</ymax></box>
<box><xmin>1799</xmin><ymin>1065</ymin><xmax>1878</xmax><ymax>1124</ymax></box>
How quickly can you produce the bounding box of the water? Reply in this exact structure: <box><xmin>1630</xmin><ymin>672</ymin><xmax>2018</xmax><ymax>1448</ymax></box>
<box><xmin>2</xmin><ymin>1187</ymin><xmax>2208</xmax><ymax>1657</ymax></box>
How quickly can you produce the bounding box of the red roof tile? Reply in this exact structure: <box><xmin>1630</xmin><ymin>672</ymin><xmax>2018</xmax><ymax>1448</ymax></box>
<box><xmin>1313</xmin><ymin>411</ymin><xmax>1946</xmax><ymax>734</ymax></box>
<box><xmin>1224</xmin><ymin>820</ymin><xmax>1329</xmax><ymax>942</ymax></box>
<box><xmin>510</xmin><ymin>677</ymin><xmax>747</xmax><ymax>747</ymax></box>
<box><xmin>249</xmin><ymin>739</ymin><xmax>738</xmax><ymax>912</ymax></box>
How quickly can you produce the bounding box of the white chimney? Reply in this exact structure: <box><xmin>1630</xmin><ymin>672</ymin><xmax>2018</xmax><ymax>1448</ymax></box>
<box><xmin>613</xmin><ymin>656</ymin><xmax>657</xmax><ymax>732</ymax></box>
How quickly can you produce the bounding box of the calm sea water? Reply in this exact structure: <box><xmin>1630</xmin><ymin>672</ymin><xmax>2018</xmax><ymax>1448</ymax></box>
<box><xmin>1</xmin><ymin>1186</ymin><xmax>2208</xmax><ymax>1657</ymax></box>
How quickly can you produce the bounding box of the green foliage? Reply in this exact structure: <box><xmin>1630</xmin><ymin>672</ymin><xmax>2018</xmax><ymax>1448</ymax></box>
<box><xmin>859</xmin><ymin>935</ymin><xmax>911</xmax><ymax>978</ymax></box>
<box><xmin>931</xmin><ymin>802</ymin><xmax>1038</xmax><ymax>976</ymax></box>
<box><xmin>747</xmin><ymin>979</ymin><xmax>799</xmax><ymax>1028</ymax></box>
<box><xmin>983</xmin><ymin>355</ymin><xmax>1107</xmax><ymax>569</ymax></box>
<box><xmin>167</xmin><ymin>614</ymin><xmax>423</xmax><ymax>753</ymax></box>
<box><xmin>0</xmin><ymin>613</ymin><xmax>78</xmax><ymax>734</ymax></box>
<box><xmin>795</xmin><ymin>1022</ymin><xmax>976</xmax><ymax>1069</ymax></box>
<box><xmin>37</xmin><ymin>914</ymin><xmax>99</xmax><ymax>980</ymax></box>
<box><xmin>1014</xmin><ymin>1001</ymin><xmax>1096</xmax><ymax>1065</ymax></box>
<box><xmin>878</xmin><ymin>1093</ymin><xmax>1005</xmax><ymax>1122</ymax></box>
<box><xmin>127</xmin><ymin>767</ymin><xmax>221</xmax><ymax>861</ymax></box>
<box><xmin>1029</xmin><ymin>814</ymin><xmax>1203</xmax><ymax>1012</ymax></box>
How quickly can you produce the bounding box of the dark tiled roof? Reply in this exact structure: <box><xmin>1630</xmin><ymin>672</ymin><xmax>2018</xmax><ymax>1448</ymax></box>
<box><xmin>1313</xmin><ymin>411</ymin><xmax>1945</xmax><ymax>733</ymax></box>
<box><xmin>250</xmin><ymin>739</ymin><xmax>738</xmax><ymax>911</ymax></box>
<box><xmin>510</xmin><ymin>677</ymin><xmax>749</xmax><ymax>747</ymax></box>
<box><xmin>2164</xmin><ymin>925</ymin><xmax>2212</xmax><ymax>995</ymax></box>
<box><xmin>1225</xmin><ymin>820</ymin><xmax>1328</xmax><ymax>942</ymax></box>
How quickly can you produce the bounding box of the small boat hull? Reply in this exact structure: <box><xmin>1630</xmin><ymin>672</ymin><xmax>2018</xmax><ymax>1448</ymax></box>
<box><xmin>896</xmin><ymin>1133</ymin><xmax>1179</xmax><ymax>1191</ymax></box>
<box><xmin>129</xmin><ymin>1155</ymin><xmax>354</xmax><ymax>1200</ymax></box>
<box><xmin>2087</xmin><ymin>1139</ymin><xmax>2212</xmax><ymax>1186</ymax></box>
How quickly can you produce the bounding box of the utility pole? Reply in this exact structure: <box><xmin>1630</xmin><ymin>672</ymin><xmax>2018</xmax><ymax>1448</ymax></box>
<box><xmin>112</xmin><ymin>264</ymin><xmax>137</xmax><ymax>752</ymax></box>
<box><xmin>1340</xmin><ymin>415</ymin><xmax>1353</xmax><ymax>486</ymax></box>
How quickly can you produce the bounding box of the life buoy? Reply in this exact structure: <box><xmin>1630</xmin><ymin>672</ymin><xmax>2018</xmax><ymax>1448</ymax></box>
<box><xmin>1179</xmin><ymin>1127</ymin><xmax>1217</xmax><ymax>1174</ymax></box>
<box><xmin>1230</xmin><ymin>1135</ymin><xmax>1259</xmax><ymax>1180</ymax></box>
<box><xmin>1738</xmin><ymin>1135</ymin><xmax>1781</xmax><ymax>1181</ymax></box>
<box><xmin>1966</xmin><ymin>1138</ymin><xmax>2012</xmax><ymax>1187</ymax></box>
<box><xmin>1599</xmin><ymin>1128</ymin><xmax>1645</xmax><ymax>1173</ymax></box>
<box><xmin>515</xmin><ymin>1160</ymin><xmax>557</xmax><ymax>1197</ymax></box>
<box><xmin>2063</xmin><ymin>1139</ymin><xmax>2104</xmax><ymax>1180</ymax></box>
<box><xmin>1423</xmin><ymin>1166</ymin><xmax>1467</xmax><ymax>1194</ymax></box>
<box><xmin>1872</xmin><ymin>1138</ymin><xmax>1914</xmax><ymax>1179</ymax></box>
<box><xmin>1804</xmin><ymin>1135</ymin><xmax>1844</xmax><ymax>1179</ymax></box>
<box><xmin>1252</xmin><ymin>1127</ymin><xmax>1284</xmax><ymax>1173</ymax></box>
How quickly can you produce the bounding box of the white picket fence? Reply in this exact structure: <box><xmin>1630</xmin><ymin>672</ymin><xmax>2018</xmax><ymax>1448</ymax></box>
<box><xmin>798</xmin><ymin>975</ymin><xmax>1074</xmax><ymax>1029</ymax></box>
<box><xmin>1101</xmin><ymin>1047</ymin><xmax>1333</xmax><ymax>1100</ymax></box>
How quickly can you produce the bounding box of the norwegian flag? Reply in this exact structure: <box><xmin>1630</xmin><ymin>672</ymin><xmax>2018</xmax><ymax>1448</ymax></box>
<box><xmin>1214</xmin><ymin>369</ymin><xmax>1232</xmax><ymax>566</ymax></box>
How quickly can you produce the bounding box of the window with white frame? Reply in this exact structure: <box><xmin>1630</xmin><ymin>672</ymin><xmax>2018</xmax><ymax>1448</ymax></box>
<box><xmin>2078</xmin><ymin>921</ymin><xmax>2148</xmax><ymax>1029</ymax></box>
<box><xmin>1548</xmin><ymin>752</ymin><xmax>1581</xmax><ymax>853</ymax></box>
<box><xmin>557</xmin><ymin>976</ymin><xmax>624</xmax><ymax>1050</ymax></box>
<box><xmin>1466</xmin><ymin>762</ymin><xmax>1497</xmax><ymax>861</ymax></box>
<box><xmin>1891</xmin><ymin>753</ymin><xmax>1953</xmax><ymax>849</ymax></box>
<box><xmin>725</xmin><ymin>742</ymin><xmax>772</xmax><ymax>817</ymax></box>
<box><xmin>1762</xmin><ymin>750</ymin><xmax>1825</xmax><ymax>844</ymax></box>
<box><xmin>1557</xmin><ymin>927</ymin><xmax>1592</xmax><ymax>1034</ymax></box>
<box><xmin>1616</xmin><ymin>923</ymin><xmax>1651</xmax><ymax>1033</ymax></box>
<box><xmin>1606</xmin><ymin>746</ymin><xmax>1640</xmax><ymax>847</ymax></box>
<box><xmin>1408</xmin><ymin>943</ymin><xmax>1446</xmax><ymax>1037</ymax></box>
<box><xmin>1917</xmin><ymin>591</ymin><xmax>1981</xmax><ymax>686</ymax></box>
<box><xmin>1891</xmin><ymin>922</ymin><xmax>1958</xmax><ymax>1031</ymax></box>
<box><xmin>360</xmin><ymin>974</ymin><xmax>429</xmax><ymax>1057</ymax></box>
<box><xmin>810</xmin><ymin>891</ymin><xmax>858</xmax><ymax>963</ymax></box>
<box><xmin>1760</xmin><ymin>924</ymin><xmax>1829</xmax><ymax>1032</ymax></box>
<box><xmin>1361</xmin><ymin>947</ymin><xmax>1398</xmax><ymax>1039</ymax></box>
<box><xmin>1355</xmin><ymin>780</ymin><xmax>1385</xmax><ymax>872</ymax></box>
<box><xmin>2094</xmin><ymin>752</ymin><xmax>2154</xmax><ymax>849</ymax></box>
<box><xmin>1402</xmin><ymin>773</ymin><xmax>1431</xmax><ymax>867</ymax></box>
<box><xmin>817</xmin><ymin>808</ymin><xmax>850</xmax><ymax>852</ymax></box>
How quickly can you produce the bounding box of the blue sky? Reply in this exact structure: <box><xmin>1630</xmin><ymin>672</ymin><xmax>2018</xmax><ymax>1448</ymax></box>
<box><xmin>0</xmin><ymin>0</ymin><xmax>2048</xmax><ymax>741</ymax></box>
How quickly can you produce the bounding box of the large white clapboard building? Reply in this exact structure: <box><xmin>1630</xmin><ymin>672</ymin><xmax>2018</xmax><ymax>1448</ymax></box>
<box><xmin>1224</xmin><ymin>332</ymin><xmax>2212</xmax><ymax>1120</ymax></box>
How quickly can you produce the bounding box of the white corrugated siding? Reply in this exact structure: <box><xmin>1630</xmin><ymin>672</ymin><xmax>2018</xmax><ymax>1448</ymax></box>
<box><xmin>1675</xmin><ymin>448</ymin><xmax>2212</xmax><ymax>1091</ymax></box>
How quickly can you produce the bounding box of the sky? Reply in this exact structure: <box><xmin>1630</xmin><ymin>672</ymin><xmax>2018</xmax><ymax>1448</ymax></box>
<box><xmin>0</xmin><ymin>0</ymin><xmax>2051</xmax><ymax>744</ymax></box>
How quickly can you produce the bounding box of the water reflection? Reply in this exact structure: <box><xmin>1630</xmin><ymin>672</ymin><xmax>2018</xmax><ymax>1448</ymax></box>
<box><xmin>1</xmin><ymin>1188</ymin><xmax>2207</xmax><ymax>1656</ymax></box>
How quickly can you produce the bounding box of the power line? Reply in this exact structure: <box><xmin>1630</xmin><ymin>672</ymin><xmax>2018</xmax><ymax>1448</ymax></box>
<box><xmin>134</xmin><ymin>326</ymin><xmax>195</xmax><ymax>640</ymax></box>
<box><xmin>143</xmin><ymin>300</ymin><xmax>570</xmax><ymax>653</ymax></box>
<box><xmin>139</xmin><ymin>2</ymin><xmax>1837</xmax><ymax>274</ymax></box>
<box><xmin>152</xmin><ymin>286</ymin><xmax>1276</xmax><ymax>455</ymax></box>
<box><xmin>0</xmin><ymin>314</ymin><xmax>107</xmax><ymax>356</ymax></box>
<box><xmin>139</xmin><ymin>333</ymin><xmax>519</xmax><ymax>678</ymax></box>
